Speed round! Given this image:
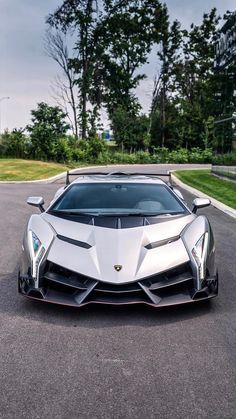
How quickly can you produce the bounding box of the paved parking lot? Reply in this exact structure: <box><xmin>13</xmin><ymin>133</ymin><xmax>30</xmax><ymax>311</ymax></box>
<box><xmin>0</xmin><ymin>165</ymin><xmax>235</xmax><ymax>418</ymax></box>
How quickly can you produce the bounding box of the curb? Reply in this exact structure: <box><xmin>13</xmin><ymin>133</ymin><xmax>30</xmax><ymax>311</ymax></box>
<box><xmin>171</xmin><ymin>173</ymin><xmax>236</xmax><ymax>220</ymax></box>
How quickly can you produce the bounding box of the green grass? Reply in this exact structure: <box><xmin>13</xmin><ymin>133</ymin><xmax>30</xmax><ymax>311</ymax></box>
<box><xmin>0</xmin><ymin>159</ymin><xmax>72</xmax><ymax>181</ymax></box>
<box><xmin>175</xmin><ymin>170</ymin><xmax>236</xmax><ymax>209</ymax></box>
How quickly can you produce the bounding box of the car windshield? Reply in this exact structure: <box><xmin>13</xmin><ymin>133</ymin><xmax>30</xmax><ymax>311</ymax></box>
<box><xmin>50</xmin><ymin>183</ymin><xmax>187</xmax><ymax>216</ymax></box>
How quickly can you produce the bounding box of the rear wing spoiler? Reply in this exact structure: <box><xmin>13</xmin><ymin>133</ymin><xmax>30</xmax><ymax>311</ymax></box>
<box><xmin>66</xmin><ymin>170</ymin><xmax>172</xmax><ymax>186</ymax></box>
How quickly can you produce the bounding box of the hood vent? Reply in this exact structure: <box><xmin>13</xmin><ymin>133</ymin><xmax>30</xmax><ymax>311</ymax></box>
<box><xmin>57</xmin><ymin>234</ymin><xmax>92</xmax><ymax>249</ymax></box>
<box><xmin>145</xmin><ymin>235</ymin><xmax>180</xmax><ymax>250</ymax></box>
<box><xmin>48</xmin><ymin>212</ymin><xmax>185</xmax><ymax>229</ymax></box>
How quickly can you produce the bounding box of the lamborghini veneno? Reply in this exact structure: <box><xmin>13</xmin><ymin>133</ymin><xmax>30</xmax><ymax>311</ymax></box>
<box><xmin>18</xmin><ymin>171</ymin><xmax>218</xmax><ymax>307</ymax></box>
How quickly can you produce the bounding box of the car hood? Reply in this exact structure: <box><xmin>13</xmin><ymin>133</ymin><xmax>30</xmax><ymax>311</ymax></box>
<box><xmin>41</xmin><ymin>213</ymin><xmax>194</xmax><ymax>284</ymax></box>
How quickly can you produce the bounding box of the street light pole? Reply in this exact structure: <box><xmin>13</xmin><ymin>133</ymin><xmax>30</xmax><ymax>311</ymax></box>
<box><xmin>0</xmin><ymin>96</ymin><xmax>10</xmax><ymax>134</ymax></box>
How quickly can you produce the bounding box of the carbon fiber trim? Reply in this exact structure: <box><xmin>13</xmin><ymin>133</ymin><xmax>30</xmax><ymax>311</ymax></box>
<box><xmin>145</xmin><ymin>235</ymin><xmax>180</xmax><ymax>250</ymax></box>
<box><xmin>47</xmin><ymin>212</ymin><xmax>186</xmax><ymax>229</ymax></box>
<box><xmin>19</xmin><ymin>261</ymin><xmax>218</xmax><ymax>307</ymax></box>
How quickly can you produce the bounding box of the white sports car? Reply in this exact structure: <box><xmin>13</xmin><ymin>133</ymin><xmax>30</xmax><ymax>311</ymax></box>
<box><xmin>18</xmin><ymin>171</ymin><xmax>218</xmax><ymax>307</ymax></box>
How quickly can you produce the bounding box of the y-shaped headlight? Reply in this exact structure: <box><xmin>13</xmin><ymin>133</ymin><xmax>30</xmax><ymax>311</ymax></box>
<box><xmin>28</xmin><ymin>230</ymin><xmax>45</xmax><ymax>280</ymax></box>
<box><xmin>192</xmin><ymin>232</ymin><xmax>209</xmax><ymax>281</ymax></box>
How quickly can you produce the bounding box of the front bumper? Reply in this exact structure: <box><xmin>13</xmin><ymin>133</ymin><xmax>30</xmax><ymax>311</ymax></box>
<box><xmin>18</xmin><ymin>262</ymin><xmax>218</xmax><ymax>308</ymax></box>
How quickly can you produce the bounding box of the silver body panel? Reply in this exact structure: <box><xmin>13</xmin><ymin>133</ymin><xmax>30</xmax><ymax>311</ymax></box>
<box><xmin>42</xmin><ymin>212</ymin><xmax>194</xmax><ymax>284</ymax></box>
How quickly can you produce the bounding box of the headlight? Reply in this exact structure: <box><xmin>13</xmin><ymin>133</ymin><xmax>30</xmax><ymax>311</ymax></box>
<box><xmin>192</xmin><ymin>232</ymin><xmax>209</xmax><ymax>281</ymax></box>
<box><xmin>28</xmin><ymin>230</ymin><xmax>45</xmax><ymax>280</ymax></box>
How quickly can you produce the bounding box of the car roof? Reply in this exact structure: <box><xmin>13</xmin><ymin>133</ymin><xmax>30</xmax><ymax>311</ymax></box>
<box><xmin>70</xmin><ymin>174</ymin><xmax>167</xmax><ymax>185</ymax></box>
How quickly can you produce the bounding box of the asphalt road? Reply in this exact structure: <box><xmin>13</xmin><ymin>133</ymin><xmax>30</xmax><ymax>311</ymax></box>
<box><xmin>0</xmin><ymin>165</ymin><xmax>235</xmax><ymax>419</ymax></box>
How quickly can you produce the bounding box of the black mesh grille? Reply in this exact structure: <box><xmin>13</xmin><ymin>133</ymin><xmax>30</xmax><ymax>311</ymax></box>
<box><xmin>95</xmin><ymin>282</ymin><xmax>142</xmax><ymax>294</ymax></box>
<box><xmin>140</xmin><ymin>263</ymin><xmax>193</xmax><ymax>290</ymax></box>
<box><xmin>40</xmin><ymin>261</ymin><xmax>193</xmax><ymax>306</ymax></box>
<box><xmin>44</xmin><ymin>262</ymin><xmax>95</xmax><ymax>289</ymax></box>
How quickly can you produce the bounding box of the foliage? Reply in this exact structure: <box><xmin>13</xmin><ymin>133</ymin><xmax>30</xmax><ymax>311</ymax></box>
<box><xmin>150</xmin><ymin>4</ymin><xmax>182</xmax><ymax>148</ymax></box>
<box><xmin>173</xmin><ymin>8</ymin><xmax>221</xmax><ymax>149</ymax></box>
<box><xmin>74</xmin><ymin>144</ymin><xmax>213</xmax><ymax>164</ymax></box>
<box><xmin>45</xmin><ymin>30</ymin><xmax>79</xmax><ymax>139</ymax></box>
<box><xmin>150</xmin><ymin>8</ymin><xmax>236</xmax><ymax>153</ymax></box>
<box><xmin>0</xmin><ymin>129</ymin><xmax>29</xmax><ymax>158</ymax></box>
<box><xmin>53</xmin><ymin>138</ymin><xmax>73</xmax><ymax>162</ymax></box>
<box><xmin>99</xmin><ymin>1</ymin><xmax>162</xmax><ymax>115</ymax></box>
<box><xmin>111</xmin><ymin>107</ymin><xmax>150</xmax><ymax>151</ymax></box>
<box><xmin>79</xmin><ymin>136</ymin><xmax>107</xmax><ymax>160</ymax></box>
<box><xmin>27</xmin><ymin>102</ymin><xmax>70</xmax><ymax>160</ymax></box>
<box><xmin>47</xmin><ymin>0</ymin><xmax>164</xmax><ymax>143</ymax></box>
<box><xmin>46</xmin><ymin>3</ymin><xmax>236</xmax><ymax>152</ymax></box>
<box><xmin>2</xmin><ymin>119</ymin><xmax>236</xmax><ymax>167</ymax></box>
<box><xmin>47</xmin><ymin>0</ymin><xmax>102</xmax><ymax>140</ymax></box>
<box><xmin>212</xmin><ymin>151</ymin><xmax>236</xmax><ymax>166</ymax></box>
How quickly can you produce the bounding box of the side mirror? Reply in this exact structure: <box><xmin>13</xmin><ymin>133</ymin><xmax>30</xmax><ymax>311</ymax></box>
<box><xmin>192</xmin><ymin>198</ymin><xmax>211</xmax><ymax>214</ymax></box>
<box><xmin>27</xmin><ymin>196</ymin><xmax>45</xmax><ymax>213</ymax></box>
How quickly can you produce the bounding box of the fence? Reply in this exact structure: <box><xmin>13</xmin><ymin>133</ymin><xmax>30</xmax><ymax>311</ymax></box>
<box><xmin>211</xmin><ymin>165</ymin><xmax>236</xmax><ymax>181</ymax></box>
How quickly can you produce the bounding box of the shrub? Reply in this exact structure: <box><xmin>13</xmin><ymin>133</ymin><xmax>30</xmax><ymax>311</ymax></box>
<box><xmin>53</xmin><ymin>138</ymin><xmax>73</xmax><ymax>163</ymax></box>
<box><xmin>0</xmin><ymin>129</ymin><xmax>29</xmax><ymax>158</ymax></box>
<box><xmin>188</xmin><ymin>147</ymin><xmax>213</xmax><ymax>163</ymax></box>
<box><xmin>169</xmin><ymin>148</ymin><xmax>189</xmax><ymax>163</ymax></box>
<box><xmin>212</xmin><ymin>151</ymin><xmax>236</xmax><ymax>166</ymax></box>
<box><xmin>153</xmin><ymin>147</ymin><xmax>170</xmax><ymax>163</ymax></box>
<box><xmin>135</xmin><ymin>151</ymin><xmax>152</xmax><ymax>163</ymax></box>
<box><xmin>71</xmin><ymin>148</ymin><xmax>87</xmax><ymax>162</ymax></box>
<box><xmin>80</xmin><ymin>136</ymin><xmax>107</xmax><ymax>161</ymax></box>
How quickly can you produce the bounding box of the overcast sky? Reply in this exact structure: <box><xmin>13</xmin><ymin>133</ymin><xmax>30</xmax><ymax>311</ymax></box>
<box><xmin>0</xmin><ymin>0</ymin><xmax>235</xmax><ymax>131</ymax></box>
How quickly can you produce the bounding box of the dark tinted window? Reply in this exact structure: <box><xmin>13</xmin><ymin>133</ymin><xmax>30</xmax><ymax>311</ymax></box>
<box><xmin>50</xmin><ymin>183</ymin><xmax>187</xmax><ymax>216</ymax></box>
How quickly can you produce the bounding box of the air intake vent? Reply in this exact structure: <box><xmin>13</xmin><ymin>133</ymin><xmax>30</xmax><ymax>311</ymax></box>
<box><xmin>57</xmin><ymin>234</ymin><xmax>92</xmax><ymax>249</ymax></box>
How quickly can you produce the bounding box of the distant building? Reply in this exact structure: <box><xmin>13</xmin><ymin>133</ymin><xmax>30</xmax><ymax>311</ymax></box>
<box><xmin>214</xmin><ymin>12</ymin><xmax>236</xmax><ymax>150</ymax></box>
<box><xmin>215</xmin><ymin>12</ymin><xmax>236</xmax><ymax>70</ymax></box>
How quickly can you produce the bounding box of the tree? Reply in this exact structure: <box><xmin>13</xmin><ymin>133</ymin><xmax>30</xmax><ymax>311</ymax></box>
<box><xmin>112</xmin><ymin>106</ymin><xmax>150</xmax><ymax>151</ymax></box>
<box><xmin>27</xmin><ymin>102</ymin><xmax>70</xmax><ymax>159</ymax></box>
<box><xmin>151</xmin><ymin>8</ymin><xmax>222</xmax><ymax>150</ymax></box>
<box><xmin>88</xmin><ymin>0</ymin><xmax>164</xmax><ymax>149</ymax></box>
<box><xmin>45</xmin><ymin>30</ymin><xmax>79</xmax><ymax>139</ymax></box>
<box><xmin>47</xmin><ymin>0</ymin><xmax>164</xmax><ymax>147</ymax></box>
<box><xmin>0</xmin><ymin>128</ymin><xmax>29</xmax><ymax>158</ymax></box>
<box><xmin>100</xmin><ymin>1</ymin><xmax>163</xmax><ymax>121</ymax></box>
<box><xmin>210</xmin><ymin>11</ymin><xmax>236</xmax><ymax>152</ymax></box>
<box><xmin>171</xmin><ymin>8</ymin><xmax>220</xmax><ymax>149</ymax></box>
<box><xmin>47</xmin><ymin>0</ymin><xmax>100</xmax><ymax>140</ymax></box>
<box><xmin>151</xmin><ymin>4</ymin><xmax>182</xmax><ymax>148</ymax></box>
